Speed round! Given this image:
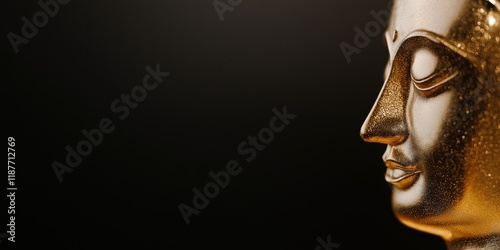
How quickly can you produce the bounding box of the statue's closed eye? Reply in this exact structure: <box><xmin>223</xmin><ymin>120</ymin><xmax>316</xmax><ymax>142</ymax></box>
<box><xmin>411</xmin><ymin>48</ymin><xmax>458</xmax><ymax>96</ymax></box>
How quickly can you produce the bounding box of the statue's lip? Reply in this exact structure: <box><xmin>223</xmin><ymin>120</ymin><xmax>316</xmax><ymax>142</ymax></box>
<box><xmin>384</xmin><ymin>160</ymin><xmax>421</xmax><ymax>189</ymax></box>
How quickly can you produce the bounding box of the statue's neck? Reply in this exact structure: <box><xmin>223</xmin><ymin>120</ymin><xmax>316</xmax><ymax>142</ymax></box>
<box><xmin>446</xmin><ymin>234</ymin><xmax>500</xmax><ymax>250</ymax></box>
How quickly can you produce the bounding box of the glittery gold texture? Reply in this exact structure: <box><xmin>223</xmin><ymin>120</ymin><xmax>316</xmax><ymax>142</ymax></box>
<box><xmin>360</xmin><ymin>0</ymin><xmax>500</xmax><ymax>248</ymax></box>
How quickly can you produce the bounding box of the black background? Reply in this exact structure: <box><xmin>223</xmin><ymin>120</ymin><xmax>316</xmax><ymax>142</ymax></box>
<box><xmin>4</xmin><ymin>0</ymin><xmax>447</xmax><ymax>249</ymax></box>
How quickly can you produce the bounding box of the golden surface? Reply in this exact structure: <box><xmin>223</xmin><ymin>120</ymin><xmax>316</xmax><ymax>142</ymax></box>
<box><xmin>360</xmin><ymin>0</ymin><xmax>500</xmax><ymax>249</ymax></box>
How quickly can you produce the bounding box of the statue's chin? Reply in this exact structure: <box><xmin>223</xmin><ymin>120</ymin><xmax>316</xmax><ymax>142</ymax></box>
<box><xmin>390</xmin><ymin>172</ymin><xmax>426</xmax><ymax>209</ymax></box>
<box><xmin>389</xmin><ymin>175</ymin><xmax>456</xmax><ymax>239</ymax></box>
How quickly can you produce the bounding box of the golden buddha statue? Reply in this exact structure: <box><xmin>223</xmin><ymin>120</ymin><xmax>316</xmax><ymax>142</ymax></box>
<box><xmin>360</xmin><ymin>0</ymin><xmax>500</xmax><ymax>249</ymax></box>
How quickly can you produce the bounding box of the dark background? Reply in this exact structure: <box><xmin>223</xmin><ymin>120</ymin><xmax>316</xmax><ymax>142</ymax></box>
<box><xmin>4</xmin><ymin>0</ymin><xmax>446</xmax><ymax>249</ymax></box>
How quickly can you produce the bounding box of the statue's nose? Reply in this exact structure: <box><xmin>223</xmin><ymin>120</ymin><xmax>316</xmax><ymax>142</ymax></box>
<box><xmin>360</xmin><ymin>73</ymin><xmax>409</xmax><ymax>146</ymax></box>
<box><xmin>361</xmin><ymin>117</ymin><xmax>408</xmax><ymax>145</ymax></box>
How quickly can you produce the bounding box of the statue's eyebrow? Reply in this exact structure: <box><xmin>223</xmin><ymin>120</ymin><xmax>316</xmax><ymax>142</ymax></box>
<box><xmin>402</xmin><ymin>30</ymin><xmax>480</xmax><ymax>66</ymax></box>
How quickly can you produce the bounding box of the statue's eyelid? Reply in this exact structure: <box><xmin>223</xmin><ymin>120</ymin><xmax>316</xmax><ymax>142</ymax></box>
<box><xmin>409</xmin><ymin>47</ymin><xmax>460</xmax><ymax>94</ymax></box>
<box><xmin>412</xmin><ymin>71</ymin><xmax>458</xmax><ymax>91</ymax></box>
<box><xmin>410</xmin><ymin>48</ymin><xmax>439</xmax><ymax>81</ymax></box>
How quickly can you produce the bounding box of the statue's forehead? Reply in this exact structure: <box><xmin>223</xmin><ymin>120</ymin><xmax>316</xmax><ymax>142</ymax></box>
<box><xmin>386</xmin><ymin>0</ymin><xmax>469</xmax><ymax>55</ymax></box>
<box><xmin>385</xmin><ymin>0</ymin><xmax>499</xmax><ymax>70</ymax></box>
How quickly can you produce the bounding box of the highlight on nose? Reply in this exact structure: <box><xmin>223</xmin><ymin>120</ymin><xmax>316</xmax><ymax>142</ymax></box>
<box><xmin>360</xmin><ymin>113</ymin><xmax>408</xmax><ymax>145</ymax></box>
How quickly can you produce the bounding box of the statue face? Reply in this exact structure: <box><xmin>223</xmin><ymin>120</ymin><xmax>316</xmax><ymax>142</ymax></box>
<box><xmin>360</xmin><ymin>0</ymin><xmax>500</xmax><ymax>240</ymax></box>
